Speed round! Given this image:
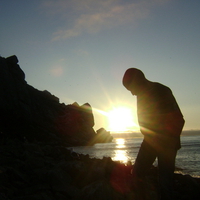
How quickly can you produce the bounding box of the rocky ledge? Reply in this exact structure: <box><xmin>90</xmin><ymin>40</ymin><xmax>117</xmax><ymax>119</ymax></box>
<box><xmin>0</xmin><ymin>55</ymin><xmax>200</xmax><ymax>199</ymax></box>
<box><xmin>0</xmin><ymin>55</ymin><xmax>113</xmax><ymax>146</ymax></box>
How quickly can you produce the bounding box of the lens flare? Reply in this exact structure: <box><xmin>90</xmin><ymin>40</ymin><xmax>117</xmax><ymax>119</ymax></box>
<box><xmin>107</xmin><ymin>106</ymin><xmax>138</xmax><ymax>132</ymax></box>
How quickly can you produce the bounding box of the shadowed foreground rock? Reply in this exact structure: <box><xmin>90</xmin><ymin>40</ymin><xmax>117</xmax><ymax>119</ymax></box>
<box><xmin>0</xmin><ymin>55</ymin><xmax>200</xmax><ymax>199</ymax></box>
<box><xmin>0</xmin><ymin>137</ymin><xmax>200</xmax><ymax>200</ymax></box>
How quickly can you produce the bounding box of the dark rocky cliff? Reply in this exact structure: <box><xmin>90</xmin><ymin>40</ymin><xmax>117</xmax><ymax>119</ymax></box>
<box><xmin>0</xmin><ymin>55</ymin><xmax>113</xmax><ymax>146</ymax></box>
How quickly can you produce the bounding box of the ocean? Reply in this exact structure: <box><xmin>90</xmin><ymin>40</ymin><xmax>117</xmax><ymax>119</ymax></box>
<box><xmin>72</xmin><ymin>132</ymin><xmax>200</xmax><ymax>177</ymax></box>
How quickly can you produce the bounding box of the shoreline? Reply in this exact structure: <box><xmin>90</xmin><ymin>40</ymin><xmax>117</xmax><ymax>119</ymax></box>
<box><xmin>72</xmin><ymin>135</ymin><xmax>200</xmax><ymax>178</ymax></box>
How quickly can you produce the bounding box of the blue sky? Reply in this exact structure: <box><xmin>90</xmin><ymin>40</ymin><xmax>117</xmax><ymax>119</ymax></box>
<box><xmin>1</xmin><ymin>0</ymin><xmax>200</xmax><ymax>131</ymax></box>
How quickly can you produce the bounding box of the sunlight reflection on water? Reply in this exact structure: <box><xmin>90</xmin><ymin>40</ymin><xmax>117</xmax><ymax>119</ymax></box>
<box><xmin>112</xmin><ymin>149</ymin><xmax>129</xmax><ymax>163</ymax></box>
<box><xmin>115</xmin><ymin>138</ymin><xmax>125</xmax><ymax>148</ymax></box>
<box><xmin>112</xmin><ymin>138</ymin><xmax>130</xmax><ymax>163</ymax></box>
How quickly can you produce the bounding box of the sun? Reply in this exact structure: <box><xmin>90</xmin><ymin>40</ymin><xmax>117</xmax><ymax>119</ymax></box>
<box><xmin>107</xmin><ymin>106</ymin><xmax>138</xmax><ymax>132</ymax></box>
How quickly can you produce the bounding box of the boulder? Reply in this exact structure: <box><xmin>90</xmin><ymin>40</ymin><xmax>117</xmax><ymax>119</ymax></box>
<box><xmin>57</xmin><ymin>102</ymin><xmax>97</xmax><ymax>145</ymax></box>
<box><xmin>94</xmin><ymin>128</ymin><xmax>113</xmax><ymax>143</ymax></box>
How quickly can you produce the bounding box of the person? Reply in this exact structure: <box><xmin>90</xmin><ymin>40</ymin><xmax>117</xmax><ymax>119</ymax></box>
<box><xmin>122</xmin><ymin>68</ymin><xmax>185</xmax><ymax>200</ymax></box>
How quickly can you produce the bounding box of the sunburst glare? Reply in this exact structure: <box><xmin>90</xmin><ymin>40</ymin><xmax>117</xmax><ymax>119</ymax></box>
<box><xmin>107</xmin><ymin>106</ymin><xmax>138</xmax><ymax>132</ymax></box>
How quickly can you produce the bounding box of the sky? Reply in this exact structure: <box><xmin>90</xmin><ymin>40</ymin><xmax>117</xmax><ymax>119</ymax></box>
<box><xmin>1</xmin><ymin>0</ymin><xmax>200</xmax><ymax>132</ymax></box>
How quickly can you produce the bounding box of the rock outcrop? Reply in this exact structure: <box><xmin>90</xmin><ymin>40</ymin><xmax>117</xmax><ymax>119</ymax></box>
<box><xmin>0</xmin><ymin>55</ymin><xmax>112</xmax><ymax>146</ymax></box>
<box><xmin>95</xmin><ymin>128</ymin><xmax>113</xmax><ymax>143</ymax></box>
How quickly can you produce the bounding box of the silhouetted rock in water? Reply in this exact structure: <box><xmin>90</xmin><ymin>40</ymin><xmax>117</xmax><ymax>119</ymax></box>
<box><xmin>94</xmin><ymin>128</ymin><xmax>113</xmax><ymax>143</ymax></box>
<box><xmin>0</xmin><ymin>55</ymin><xmax>111</xmax><ymax>146</ymax></box>
<box><xmin>0</xmin><ymin>55</ymin><xmax>200</xmax><ymax>200</ymax></box>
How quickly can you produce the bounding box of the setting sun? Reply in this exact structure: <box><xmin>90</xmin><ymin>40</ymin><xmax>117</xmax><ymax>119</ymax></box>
<box><xmin>107</xmin><ymin>107</ymin><xmax>138</xmax><ymax>132</ymax></box>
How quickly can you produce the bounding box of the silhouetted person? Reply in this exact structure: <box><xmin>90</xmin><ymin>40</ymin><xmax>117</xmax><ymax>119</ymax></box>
<box><xmin>122</xmin><ymin>68</ymin><xmax>185</xmax><ymax>200</ymax></box>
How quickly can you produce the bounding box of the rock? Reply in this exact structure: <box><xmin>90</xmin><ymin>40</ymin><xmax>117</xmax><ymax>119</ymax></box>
<box><xmin>0</xmin><ymin>134</ymin><xmax>200</xmax><ymax>200</ymax></box>
<box><xmin>174</xmin><ymin>173</ymin><xmax>200</xmax><ymax>199</ymax></box>
<box><xmin>80</xmin><ymin>103</ymin><xmax>95</xmax><ymax>127</ymax></box>
<box><xmin>75</xmin><ymin>180</ymin><xmax>124</xmax><ymax>200</ymax></box>
<box><xmin>5</xmin><ymin>55</ymin><xmax>25</xmax><ymax>81</ymax></box>
<box><xmin>94</xmin><ymin>128</ymin><xmax>113</xmax><ymax>143</ymax></box>
<box><xmin>57</xmin><ymin>102</ymin><xmax>97</xmax><ymax>145</ymax></box>
<box><xmin>0</xmin><ymin>55</ymin><xmax>109</xmax><ymax>146</ymax></box>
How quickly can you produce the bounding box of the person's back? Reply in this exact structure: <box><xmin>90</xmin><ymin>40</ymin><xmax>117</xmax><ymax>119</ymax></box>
<box><xmin>137</xmin><ymin>81</ymin><xmax>184</xmax><ymax>149</ymax></box>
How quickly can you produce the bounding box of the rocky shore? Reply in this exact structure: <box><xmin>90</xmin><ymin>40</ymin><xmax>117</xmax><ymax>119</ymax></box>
<box><xmin>0</xmin><ymin>55</ymin><xmax>200</xmax><ymax>199</ymax></box>
<box><xmin>1</xmin><ymin>134</ymin><xmax>200</xmax><ymax>200</ymax></box>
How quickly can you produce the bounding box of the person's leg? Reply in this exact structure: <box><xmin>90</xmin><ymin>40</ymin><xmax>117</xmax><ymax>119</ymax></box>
<box><xmin>157</xmin><ymin>148</ymin><xmax>177</xmax><ymax>200</ymax></box>
<box><xmin>131</xmin><ymin>139</ymin><xmax>157</xmax><ymax>198</ymax></box>
<box><xmin>133</xmin><ymin>139</ymin><xmax>157</xmax><ymax>177</ymax></box>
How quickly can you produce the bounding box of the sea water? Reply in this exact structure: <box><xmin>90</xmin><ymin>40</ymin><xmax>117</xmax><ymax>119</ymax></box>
<box><xmin>72</xmin><ymin>134</ymin><xmax>200</xmax><ymax>177</ymax></box>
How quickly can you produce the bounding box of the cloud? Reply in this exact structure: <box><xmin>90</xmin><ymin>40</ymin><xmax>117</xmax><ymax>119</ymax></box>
<box><xmin>41</xmin><ymin>0</ymin><xmax>170</xmax><ymax>40</ymax></box>
<box><xmin>50</xmin><ymin>66</ymin><xmax>64</xmax><ymax>77</ymax></box>
<box><xmin>49</xmin><ymin>58</ymin><xmax>66</xmax><ymax>77</ymax></box>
